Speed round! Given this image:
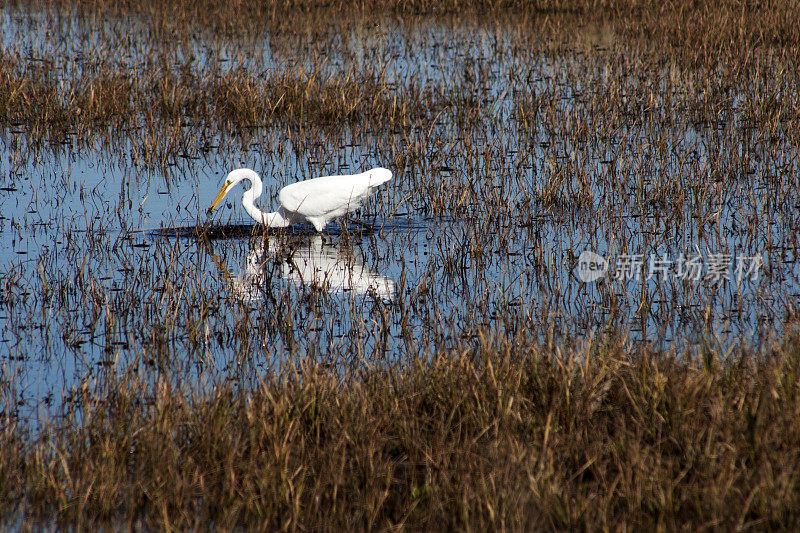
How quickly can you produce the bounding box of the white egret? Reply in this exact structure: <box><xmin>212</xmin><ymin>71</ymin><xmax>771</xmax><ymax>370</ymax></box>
<box><xmin>209</xmin><ymin>167</ymin><xmax>392</xmax><ymax>232</ymax></box>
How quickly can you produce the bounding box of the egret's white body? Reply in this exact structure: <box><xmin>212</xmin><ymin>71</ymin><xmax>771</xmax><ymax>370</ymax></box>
<box><xmin>209</xmin><ymin>167</ymin><xmax>392</xmax><ymax>232</ymax></box>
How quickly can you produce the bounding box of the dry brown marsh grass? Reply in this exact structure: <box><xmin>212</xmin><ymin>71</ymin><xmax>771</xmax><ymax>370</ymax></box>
<box><xmin>3</xmin><ymin>332</ymin><xmax>800</xmax><ymax>529</ymax></box>
<box><xmin>0</xmin><ymin>57</ymin><xmax>418</xmax><ymax>140</ymax></box>
<box><xmin>14</xmin><ymin>0</ymin><xmax>800</xmax><ymax>59</ymax></box>
<box><xmin>3</xmin><ymin>0</ymin><xmax>799</xmax><ymax>170</ymax></box>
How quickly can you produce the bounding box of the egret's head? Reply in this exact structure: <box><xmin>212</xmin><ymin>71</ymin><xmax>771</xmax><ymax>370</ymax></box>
<box><xmin>208</xmin><ymin>169</ymin><xmax>251</xmax><ymax>213</ymax></box>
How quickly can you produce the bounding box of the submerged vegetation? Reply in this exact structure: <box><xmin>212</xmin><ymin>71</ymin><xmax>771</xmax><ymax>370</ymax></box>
<box><xmin>1</xmin><ymin>0</ymin><xmax>800</xmax><ymax>529</ymax></box>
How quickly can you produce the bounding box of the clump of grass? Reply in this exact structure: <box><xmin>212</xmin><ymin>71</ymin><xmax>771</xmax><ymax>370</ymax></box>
<box><xmin>0</xmin><ymin>54</ymin><xmax>419</xmax><ymax>142</ymax></box>
<box><xmin>211</xmin><ymin>67</ymin><xmax>421</xmax><ymax>130</ymax></box>
<box><xmin>3</xmin><ymin>332</ymin><xmax>800</xmax><ymax>529</ymax></box>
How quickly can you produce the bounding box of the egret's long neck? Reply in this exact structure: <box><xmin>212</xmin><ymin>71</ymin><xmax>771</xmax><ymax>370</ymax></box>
<box><xmin>241</xmin><ymin>178</ymin><xmax>291</xmax><ymax>228</ymax></box>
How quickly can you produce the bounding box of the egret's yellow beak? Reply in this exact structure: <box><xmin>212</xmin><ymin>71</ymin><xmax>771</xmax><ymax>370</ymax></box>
<box><xmin>209</xmin><ymin>182</ymin><xmax>230</xmax><ymax>213</ymax></box>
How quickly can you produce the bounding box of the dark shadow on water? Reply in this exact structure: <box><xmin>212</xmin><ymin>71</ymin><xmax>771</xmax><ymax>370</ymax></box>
<box><xmin>143</xmin><ymin>216</ymin><xmax>436</xmax><ymax>240</ymax></box>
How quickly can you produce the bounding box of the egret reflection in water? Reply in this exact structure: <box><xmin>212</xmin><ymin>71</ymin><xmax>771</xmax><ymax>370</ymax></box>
<box><xmin>215</xmin><ymin>234</ymin><xmax>395</xmax><ymax>302</ymax></box>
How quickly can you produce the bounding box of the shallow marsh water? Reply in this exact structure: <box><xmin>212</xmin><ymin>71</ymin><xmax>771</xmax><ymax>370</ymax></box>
<box><xmin>1</xmin><ymin>7</ymin><xmax>799</xmax><ymax>422</ymax></box>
